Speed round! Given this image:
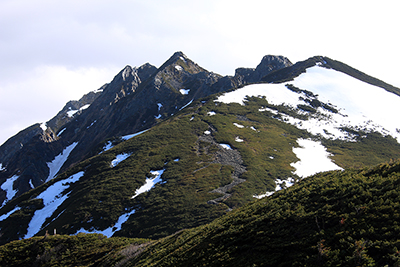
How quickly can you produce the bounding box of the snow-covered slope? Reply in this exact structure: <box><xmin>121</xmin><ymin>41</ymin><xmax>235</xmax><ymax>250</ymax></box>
<box><xmin>217</xmin><ymin>65</ymin><xmax>400</xmax><ymax>143</ymax></box>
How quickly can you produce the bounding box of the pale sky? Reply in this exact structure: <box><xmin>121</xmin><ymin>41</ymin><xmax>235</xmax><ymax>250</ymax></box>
<box><xmin>1</xmin><ymin>0</ymin><xmax>399</xmax><ymax>145</ymax></box>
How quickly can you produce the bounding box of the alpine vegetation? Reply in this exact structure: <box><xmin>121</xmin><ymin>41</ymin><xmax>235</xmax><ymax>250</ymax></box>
<box><xmin>0</xmin><ymin>53</ymin><xmax>400</xmax><ymax>266</ymax></box>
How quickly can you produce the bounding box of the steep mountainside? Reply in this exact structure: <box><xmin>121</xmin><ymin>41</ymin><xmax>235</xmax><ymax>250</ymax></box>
<box><xmin>0</xmin><ymin>52</ymin><xmax>400</xmax><ymax>248</ymax></box>
<box><xmin>0</xmin><ymin>52</ymin><xmax>291</xmax><ymax>204</ymax></box>
<box><xmin>1</xmin><ymin>160</ymin><xmax>400</xmax><ymax>267</ymax></box>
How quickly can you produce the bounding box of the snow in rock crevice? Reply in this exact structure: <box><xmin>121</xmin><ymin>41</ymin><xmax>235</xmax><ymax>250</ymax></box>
<box><xmin>57</xmin><ymin>128</ymin><xmax>66</xmax><ymax>137</ymax></box>
<box><xmin>25</xmin><ymin>171</ymin><xmax>85</xmax><ymax>239</ymax></box>
<box><xmin>46</xmin><ymin>142</ymin><xmax>78</xmax><ymax>182</ymax></box>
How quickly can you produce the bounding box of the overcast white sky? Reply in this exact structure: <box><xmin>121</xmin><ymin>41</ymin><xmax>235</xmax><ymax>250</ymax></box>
<box><xmin>1</xmin><ymin>0</ymin><xmax>399</xmax><ymax>145</ymax></box>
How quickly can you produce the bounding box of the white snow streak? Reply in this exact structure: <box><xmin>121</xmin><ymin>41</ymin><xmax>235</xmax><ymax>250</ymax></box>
<box><xmin>121</xmin><ymin>129</ymin><xmax>149</xmax><ymax>141</ymax></box>
<box><xmin>0</xmin><ymin>163</ymin><xmax>5</xmax><ymax>171</ymax></box>
<box><xmin>74</xmin><ymin>209</ymin><xmax>136</xmax><ymax>238</ymax></box>
<box><xmin>0</xmin><ymin>175</ymin><xmax>19</xmax><ymax>207</ymax></box>
<box><xmin>46</xmin><ymin>142</ymin><xmax>78</xmax><ymax>182</ymax></box>
<box><xmin>131</xmin><ymin>169</ymin><xmax>165</xmax><ymax>199</ymax></box>
<box><xmin>0</xmin><ymin>206</ymin><xmax>21</xmax><ymax>222</ymax></box>
<box><xmin>233</xmin><ymin>123</ymin><xmax>244</xmax><ymax>128</ymax></box>
<box><xmin>110</xmin><ymin>153</ymin><xmax>132</xmax><ymax>168</ymax></box>
<box><xmin>179</xmin><ymin>99</ymin><xmax>194</xmax><ymax>111</ymax></box>
<box><xmin>25</xmin><ymin>171</ymin><xmax>85</xmax><ymax>239</ymax></box>
<box><xmin>57</xmin><ymin>128</ymin><xmax>66</xmax><ymax>137</ymax></box>
<box><xmin>66</xmin><ymin>104</ymin><xmax>90</xmax><ymax>118</ymax></box>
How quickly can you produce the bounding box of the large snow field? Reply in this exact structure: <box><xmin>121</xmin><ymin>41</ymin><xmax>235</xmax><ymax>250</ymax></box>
<box><xmin>216</xmin><ymin>66</ymin><xmax>400</xmax><ymax>142</ymax></box>
<box><xmin>25</xmin><ymin>171</ymin><xmax>85</xmax><ymax>239</ymax></box>
<box><xmin>46</xmin><ymin>142</ymin><xmax>78</xmax><ymax>182</ymax></box>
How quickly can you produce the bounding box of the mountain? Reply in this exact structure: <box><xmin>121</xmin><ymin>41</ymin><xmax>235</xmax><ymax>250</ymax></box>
<box><xmin>1</xmin><ymin>160</ymin><xmax>400</xmax><ymax>266</ymax></box>
<box><xmin>1</xmin><ymin>52</ymin><xmax>400</xmax><ymax>252</ymax></box>
<box><xmin>0</xmin><ymin>52</ymin><xmax>291</xmax><ymax>205</ymax></box>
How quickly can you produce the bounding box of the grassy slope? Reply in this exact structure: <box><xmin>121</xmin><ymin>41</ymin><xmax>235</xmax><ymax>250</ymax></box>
<box><xmin>0</xmin><ymin>234</ymin><xmax>149</xmax><ymax>267</ymax></box>
<box><xmin>127</xmin><ymin>160</ymin><xmax>400</xmax><ymax>267</ymax></box>
<box><xmin>1</xmin><ymin>94</ymin><xmax>400</xmax><ymax>245</ymax></box>
<box><xmin>2</xmin><ymin>160</ymin><xmax>400</xmax><ymax>266</ymax></box>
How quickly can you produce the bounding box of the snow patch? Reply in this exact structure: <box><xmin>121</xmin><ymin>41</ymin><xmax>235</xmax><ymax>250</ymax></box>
<box><xmin>57</xmin><ymin>128</ymin><xmax>66</xmax><ymax>137</ymax></box>
<box><xmin>175</xmin><ymin>65</ymin><xmax>183</xmax><ymax>71</ymax></box>
<box><xmin>155</xmin><ymin>114</ymin><xmax>162</xmax><ymax>119</ymax></box>
<box><xmin>157</xmin><ymin>103</ymin><xmax>163</xmax><ymax>111</ymax></box>
<box><xmin>179</xmin><ymin>89</ymin><xmax>190</xmax><ymax>95</ymax></box>
<box><xmin>253</xmin><ymin>178</ymin><xmax>295</xmax><ymax>199</ymax></box>
<box><xmin>87</xmin><ymin>120</ymin><xmax>96</xmax><ymax>129</ymax></box>
<box><xmin>219</xmin><ymin>144</ymin><xmax>232</xmax><ymax>150</ymax></box>
<box><xmin>25</xmin><ymin>171</ymin><xmax>85</xmax><ymax>239</ymax></box>
<box><xmin>0</xmin><ymin>175</ymin><xmax>19</xmax><ymax>207</ymax></box>
<box><xmin>75</xmin><ymin>209</ymin><xmax>136</xmax><ymax>238</ymax></box>
<box><xmin>235</xmin><ymin>136</ymin><xmax>244</xmax><ymax>142</ymax></box>
<box><xmin>40</xmin><ymin>123</ymin><xmax>47</xmax><ymax>131</ymax></box>
<box><xmin>29</xmin><ymin>179</ymin><xmax>35</xmax><ymax>189</ymax></box>
<box><xmin>110</xmin><ymin>153</ymin><xmax>132</xmax><ymax>168</ymax></box>
<box><xmin>208</xmin><ymin>111</ymin><xmax>216</xmax><ymax>116</ymax></box>
<box><xmin>179</xmin><ymin>99</ymin><xmax>194</xmax><ymax>111</ymax></box>
<box><xmin>46</xmin><ymin>142</ymin><xmax>78</xmax><ymax>182</ymax></box>
<box><xmin>0</xmin><ymin>206</ymin><xmax>21</xmax><ymax>222</ymax></box>
<box><xmin>0</xmin><ymin>163</ymin><xmax>5</xmax><ymax>171</ymax></box>
<box><xmin>100</xmin><ymin>141</ymin><xmax>113</xmax><ymax>154</ymax></box>
<box><xmin>131</xmin><ymin>169</ymin><xmax>165</xmax><ymax>199</ymax></box>
<box><xmin>233</xmin><ymin>123</ymin><xmax>244</xmax><ymax>128</ymax></box>
<box><xmin>66</xmin><ymin>104</ymin><xmax>90</xmax><ymax>118</ymax></box>
<box><xmin>121</xmin><ymin>129</ymin><xmax>149</xmax><ymax>141</ymax></box>
<box><xmin>204</xmin><ymin>130</ymin><xmax>211</xmax><ymax>135</ymax></box>
<box><xmin>291</xmin><ymin>138</ymin><xmax>343</xmax><ymax>178</ymax></box>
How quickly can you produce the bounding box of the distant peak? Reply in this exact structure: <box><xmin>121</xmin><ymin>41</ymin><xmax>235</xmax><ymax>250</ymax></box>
<box><xmin>257</xmin><ymin>55</ymin><xmax>292</xmax><ymax>69</ymax></box>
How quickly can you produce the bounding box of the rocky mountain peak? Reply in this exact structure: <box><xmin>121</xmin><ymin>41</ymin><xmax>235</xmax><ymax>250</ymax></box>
<box><xmin>234</xmin><ymin>55</ymin><xmax>293</xmax><ymax>84</ymax></box>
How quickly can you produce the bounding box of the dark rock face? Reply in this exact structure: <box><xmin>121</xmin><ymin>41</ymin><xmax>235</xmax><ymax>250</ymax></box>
<box><xmin>234</xmin><ymin>55</ymin><xmax>292</xmax><ymax>84</ymax></box>
<box><xmin>0</xmin><ymin>52</ymin><xmax>293</xmax><ymax>204</ymax></box>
